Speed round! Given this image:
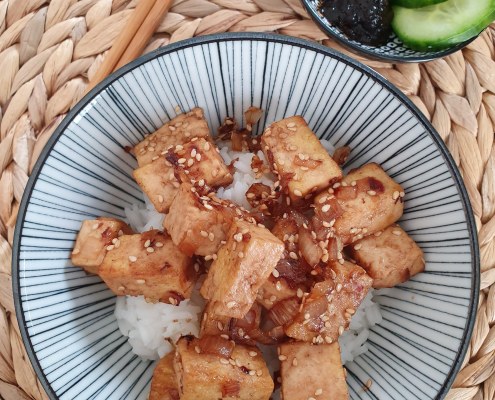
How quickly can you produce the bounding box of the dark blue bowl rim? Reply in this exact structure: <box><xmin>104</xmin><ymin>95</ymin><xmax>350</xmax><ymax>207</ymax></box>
<box><xmin>12</xmin><ymin>32</ymin><xmax>480</xmax><ymax>400</ymax></box>
<box><xmin>300</xmin><ymin>0</ymin><xmax>478</xmax><ymax>63</ymax></box>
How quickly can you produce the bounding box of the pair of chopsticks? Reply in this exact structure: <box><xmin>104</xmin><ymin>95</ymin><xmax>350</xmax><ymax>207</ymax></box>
<box><xmin>86</xmin><ymin>0</ymin><xmax>173</xmax><ymax>93</ymax></box>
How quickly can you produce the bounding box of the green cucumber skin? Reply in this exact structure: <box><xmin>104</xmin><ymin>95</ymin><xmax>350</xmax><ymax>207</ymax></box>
<box><xmin>392</xmin><ymin>0</ymin><xmax>447</xmax><ymax>8</ymax></box>
<box><xmin>392</xmin><ymin>3</ymin><xmax>495</xmax><ymax>52</ymax></box>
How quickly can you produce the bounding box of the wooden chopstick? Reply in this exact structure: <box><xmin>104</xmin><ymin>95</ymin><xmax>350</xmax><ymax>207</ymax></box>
<box><xmin>113</xmin><ymin>0</ymin><xmax>173</xmax><ymax>72</ymax></box>
<box><xmin>85</xmin><ymin>0</ymin><xmax>161</xmax><ymax>93</ymax></box>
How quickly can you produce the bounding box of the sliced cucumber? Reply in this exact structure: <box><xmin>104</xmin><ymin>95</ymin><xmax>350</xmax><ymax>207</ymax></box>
<box><xmin>392</xmin><ymin>0</ymin><xmax>495</xmax><ymax>51</ymax></box>
<box><xmin>392</xmin><ymin>0</ymin><xmax>447</xmax><ymax>8</ymax></box>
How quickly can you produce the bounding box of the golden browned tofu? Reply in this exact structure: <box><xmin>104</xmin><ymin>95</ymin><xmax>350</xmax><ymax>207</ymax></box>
<box><xmin>348</xmin><ymin>224</ymin><xmax>425</xmax><ymax>288</ymax></box>
<box><xmin>134</xmin><ymin>137</ymin><xmax>232</xmax><ymax>213</ymax></box>
<box><xmin>201</xmin><ymin>220</ymin><xmax>285</xmax><ymax>319</ymax></box>
<box><xmin>285</xmin><ymin>260</ymin><xmax>372</xmax><ymax>343</ymax></box>
<box><xmin>257</xmin><ymin>275</ymin><xmax>298</xmax><ymax>310</ymax></box>
<box><xmin>163</xmin><ymin>183</ymin><xmax>234</xmax><ymax>256</ymax></box>
<box><xmin>261</xmin><ymin>116</ymin><xmax>342</xmax><ymax>203</ymax></box>
<box><xmin>149</xmin><ymin>353</ymin><xmax>179</xmax><ymax>400</ymax></box>
<box><xmin>175</xmin><ymin>336</ymin><xmax>273</xmax><ymax>400</ymax></box>
<box><xmin>314</xmin><ymin>163</ymin><xmax>404</xmax><ymax>244</ymax></box>
<box><xmin>99</xmin><ymin>230</ymin><xmax>195</xmax><ymax>304</ymax></box>
<box><xmin>279</xmin><ymin>342</ymin><xmax>348</xmax><ymax>400</ymax></box>
<box><xmin>167</xmin><ymin>137</ymin><xmax>233</xmax><ymax>187</ymax></box>
<box><xmin>200</xmin><ymin>302</ymin><xmax>232</xmax><ymax>337</ymax></box>
<box><xmin>133</xmin><ymin>157</ymin><xmax>178</xmax><ymax>213</ymax></box>
<box><xmin>134</xmin><ymin>108</ymin><xmax>210</xmax><ymax>167</ymax></box>
<box><xmin>71</xmin><ymin>217</ymin><xmax>132</xmax><ymax>274</ymax></box>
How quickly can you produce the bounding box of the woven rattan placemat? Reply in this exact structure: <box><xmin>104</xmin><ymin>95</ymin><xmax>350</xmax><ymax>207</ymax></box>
<box><xmin>0</xmin><ymin>1</ymin><xmax>494</xmax><ymax>399</ymax></box>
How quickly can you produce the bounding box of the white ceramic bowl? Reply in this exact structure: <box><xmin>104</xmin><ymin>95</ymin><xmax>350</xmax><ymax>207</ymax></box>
<box><xmin>13</xmin><ymin>33</ymin><xmax>479</xmax><ymax>400</ymax></box>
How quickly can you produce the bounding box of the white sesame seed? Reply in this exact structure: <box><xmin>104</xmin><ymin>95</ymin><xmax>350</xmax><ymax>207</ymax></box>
<box><xmin>195</xmin><ymin>346</ymin><xmax>201</xmax><ymax>354</ymax></box>
<box><xmin>208</xmin><ymin>232</ymin><xmax>215</xmax><ymax>241</ymax></box>
<box><xmin>220</xmin><ymin>358</ymin><xmax>229</xmax><ymax>365</ymax></box>
<box><xmin>286</xmin><ymin>122</ymin><xmax>296</xmax><ymax>128</ymax></box>
<box><xmin>272</xmin><ymin>269</ymin><xmax>280</xmax><ymax>278</ymax></box>
<box><xmin>278</xmin><ymin>355</ymin><xmax>287</xmax><ymax>361</ymax></box>
<box><xmin>144</xmin><ymin>239</ymin><xmax>151</xmax><ymax>248</ymax></box>
<box><xmin>92</xmin><ymin>223</ymin><xmax>99</xmax><ymax>230</ymax></box>
<box><xmin>128</xmin><ymin>255</ymin><xmax>137</xmax><ymax>262</ymax></box>
<box><xmin>293</xmin><ymin>189</ymin><xmax>303</xmax><ymax>197</ymax></box>
<box><xmin>106</xmin><ymin>245</ymin><xmax>114</xmax><ymax>251</ymax></box>
<box><xmin>196</xmin><ymin>154</ymin><xmax>201</xmax><ymax>161</ymax></box>
<box><xmin>393</xmin><ymin>191</ymin><xmax>400</xmax><ymax>200</ymax></box>
<box><xmin>227</xmin><ymin>301</ymin><xmax>236</xmax><ymax>308</ymax></box>
<box><xmin>289</xmin><ymin>252</ymin><xmax>298</xmax><ymax>260</ymax></box>
<box><xmin>339</xmin><ymin>326</ymin><xmax>344</xmax><ymax>335</ymax></box>
<box><xmin>249</xmin><ymin>351</ymin><xmax>257</xmax><ymax>357</ymax></box>
<box><xmin>72</xmin><ymin>248</ymin><xmax>80</xmax><ymax>255</ymax></box>
<box><xmin>315</xmin><ymin>388</ymin><xmax>323</xmax><ymax>396</ymax></box>
<box><xmin>392</xmin><ymin>230</ymin><xmax>402</xmax><ymax>236</ymax></box>
<box><xmin>321</xmin><ymin>204</ymin><xmax>331</xmax><ymax>213</ymax></box>
<box><xmin>238</xmin><ymin>252</ymin><xmax>244</xmax><ymax>258</ymax></box>
<box><xmin>354</xmin><ymin>243</ymin><xmax>362</xmax><ymax>250</ymax></box>
<box><xmin>367</xmin><ymin>190</ymin><xmax>377</xmax><ymax>196</ymax></box>
<box><xmin>147</xmin><ymin>247</ymin><xmax>154</xmax><ymax>253</ymax></box>
<box><xmin>177</xmin><ymin>158</ymin><xmax>186</xmax><ymax>164</ymax></box>
<box><xmin>336</xmin><ymin>283</ymin><xmax>342</xmax><ymax>292</ymax></box>
<box><xmin>217</xmin><ymin>322</ymin><xmax>224</xmax><ymax>331</ymax></box>
<box><xmin>136</xmin><ymin>279</ymin><xmax>145</xmax><ymax>284</ymax></box>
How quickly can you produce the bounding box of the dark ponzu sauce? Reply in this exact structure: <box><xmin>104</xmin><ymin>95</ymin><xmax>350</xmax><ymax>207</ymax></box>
<box><xmin>320</xmin><ymin>0</ymin><xmax>393</xmax><ymax>46</ymax></box>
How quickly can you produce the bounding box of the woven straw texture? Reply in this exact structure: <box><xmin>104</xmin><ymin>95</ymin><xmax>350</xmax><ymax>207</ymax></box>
<box><xmin>0</xmin><ymin>1</ymin><xmax>494</xmax><ymax>399</ymax></box>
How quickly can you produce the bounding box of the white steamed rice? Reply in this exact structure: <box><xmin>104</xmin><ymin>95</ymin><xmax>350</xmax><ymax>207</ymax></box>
<box><xmin>116</xmin><ymin>136</ymin><xmax>382</xmax><ymax>365</ymax></box>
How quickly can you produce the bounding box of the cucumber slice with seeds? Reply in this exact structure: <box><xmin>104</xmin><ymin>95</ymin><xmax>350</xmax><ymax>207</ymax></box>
<box><xmin>392</xmin><ymin>0</ymin><xmax>495</xmax><ymax>51</ymax></box>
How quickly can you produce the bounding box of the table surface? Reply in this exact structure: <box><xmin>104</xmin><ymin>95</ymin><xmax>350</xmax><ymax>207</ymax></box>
<box><xmin>0</xmin><ymin>1</ymin><xmax>494</xmax><ymax>400</ymax></box>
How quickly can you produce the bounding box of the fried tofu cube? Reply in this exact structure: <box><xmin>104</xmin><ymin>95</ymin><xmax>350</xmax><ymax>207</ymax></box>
<box><xmin>133</xmin><ymin>157</ymin><xmax>178</xmax><ymax>213</ymax></box>
<box><xmin>163</xmin><ymin>183</ymin><xmax>235</xmax><ymax>256</ymax></box>
<box><xmin>285</xmin><ymin>260</ymin><xmax>372</xmax><ymax>343</ymax></box>
<box><xmin>168</xmin><ymin>137</ymin><xmax>233</xmax><ymax>187</ymax></box>
<box><xmin>257</xmin><ymin>275</ymin><xmax>298</xmax><ymax>310</ymax></box>
<box><xmin>71</xmin><ymin>217</ymin><xmax>132</xmax><ymax>274</ymax></box>
<box><xmin>149</xmin><ymin>353</ymin><xmax>179</xmax><ymax>400</ymax></box>
<box><xmin>279</xmin><ymin>342</ymin><xmax>348</xmax><ymax>400</ymax></box>
<box><xmin>314</xmin><ymin>163</ymin><xmax>404</xmax><ymax>244</ymax></box>
<box><xmin>261</xmin><ymin>116</ymin><xmax>342</xmax><ymax>203</ymax></box>
<box><xmin>201</xmin><ymin>220</ymin><xmax>285</xmax><ymax>319</ymax></box>
<box><xmin>134</xmin><ymin>137</ymin><xmax>232</xmax><ymax>213</ymax></box>
<box><xmin>200</xmin><ymin>302</ymin><xmax>232</xmax><ymax>337</ymax></box>
<box><xmin>175</xmin><ymin>336</ymin><xmax>273</xmax><ymax>400</ymax></box>
<box><xmin>348</xmin><ymin>224</ymin><xmax>425</xmax><ymax>288</ymax></box>
<box><xmin>99</xmin><ymin>230</ymin><xmax>195</xmax><ymax>304</ymax></box>
<box><xmin>134</xmin><ymin>108</ymin><xmax>210</xmax><ymax>167</ymax></box>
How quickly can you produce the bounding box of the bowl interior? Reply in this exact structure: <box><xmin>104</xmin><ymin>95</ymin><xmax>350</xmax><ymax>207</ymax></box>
<box><xmin>13</xmin><ymin>33</ymin><xmax>478</xmax><ymax>400</ymax></box>
<box><xmin>302</xmin><ymin>0</ymin><xmax>475</xmax><ymax>62</ymax></box>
